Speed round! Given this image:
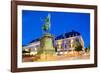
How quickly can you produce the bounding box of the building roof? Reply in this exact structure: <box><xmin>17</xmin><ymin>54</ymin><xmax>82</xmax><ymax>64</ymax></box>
<box><xmin>29</xmin><ymin>38</ymin><xmax>40</xmax><ymax>43</ymax></box>
<box><xmin>55</xmin><ymin>30</ymin><xmax>80</xmax><ymax>40</ymax></box>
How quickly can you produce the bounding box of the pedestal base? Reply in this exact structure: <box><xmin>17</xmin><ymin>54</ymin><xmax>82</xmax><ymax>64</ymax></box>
<box><xmin>37</xmin><ymin>33</ymin><xmax>56</xmax><ymax>61</ymax></box>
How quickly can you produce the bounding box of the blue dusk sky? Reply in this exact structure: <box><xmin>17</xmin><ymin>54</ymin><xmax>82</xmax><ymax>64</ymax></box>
<box><xmin>22</xmin><ymin>10</ymin><xmax>90</xmax><ymax>48</ymax></box>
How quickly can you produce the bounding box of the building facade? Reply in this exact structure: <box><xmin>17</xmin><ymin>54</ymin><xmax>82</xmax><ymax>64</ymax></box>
<box><xmin>22</xmin><ymin>30</ymin><xmax>85</xmax><ymax>55</ymax></box>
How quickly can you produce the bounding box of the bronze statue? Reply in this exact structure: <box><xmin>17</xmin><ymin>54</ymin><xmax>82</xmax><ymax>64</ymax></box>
<box><xmin>42</xmin><ymin>14</ymin><xmax>51</xmax><ymax>33</ymax></box>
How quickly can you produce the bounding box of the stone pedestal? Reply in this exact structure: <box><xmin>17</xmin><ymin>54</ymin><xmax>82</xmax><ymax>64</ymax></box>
<box><xmin>37</xmin><ymin>33</ymin><xmax>56</xmax><ymax>61</ymax></box>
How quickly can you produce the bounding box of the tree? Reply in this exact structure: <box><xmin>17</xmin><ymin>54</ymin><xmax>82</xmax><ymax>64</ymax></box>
<box><xmin>85</xmin><ymin>45</ymin><xmax>90</xmax><ymax>52</ymax></box>
<box><xmin>74</xmin><ymin>41</ymin><xmax>82</xmax><ymax>51</ymax></box>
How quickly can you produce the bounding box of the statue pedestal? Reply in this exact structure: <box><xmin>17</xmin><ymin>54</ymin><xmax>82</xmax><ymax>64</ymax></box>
<box><xmin>37</xmin><ymin>33</ymin><xmax>56</xmax><ymax>61</ymax></box>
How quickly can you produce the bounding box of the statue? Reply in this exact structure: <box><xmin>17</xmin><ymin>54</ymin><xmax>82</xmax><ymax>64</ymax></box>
<box><xmin>42</xmin><ymin>14</ymin><xmax>51</xmax><ymax>33</ymax></box>
<box><xmin>37</xmin><ymin>14</ymin><xmax>56</xmax><ymax>61</ymax></box>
